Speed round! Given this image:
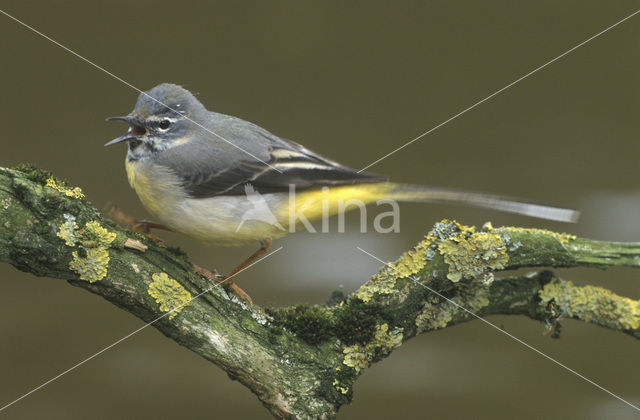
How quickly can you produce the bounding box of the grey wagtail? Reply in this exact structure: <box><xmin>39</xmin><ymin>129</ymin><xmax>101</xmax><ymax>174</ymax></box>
<box><xmin>106</xmin><ymin>83</ymin><xmax>579</xmax><ymax>296</ymax></box>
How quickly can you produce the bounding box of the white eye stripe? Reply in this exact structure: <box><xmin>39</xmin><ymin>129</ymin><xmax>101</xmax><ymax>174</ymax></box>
<box><xmin>147</xmin><ymin>117</ymin><xmax>180</xmax><ymax>123</ymax></box>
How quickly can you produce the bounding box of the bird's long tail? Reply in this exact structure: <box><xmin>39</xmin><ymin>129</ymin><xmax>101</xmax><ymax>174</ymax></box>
<box><xmin>383</xmin><ymin>183</ymin><xmax>579</xmax><ymax>223</ymax></box>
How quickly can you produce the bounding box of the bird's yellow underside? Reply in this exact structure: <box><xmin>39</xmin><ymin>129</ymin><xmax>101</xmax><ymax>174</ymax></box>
<box><xmin>126</xmin><ymin>159</ymin><xmax>392</xmax><ymax>244</ymax></box>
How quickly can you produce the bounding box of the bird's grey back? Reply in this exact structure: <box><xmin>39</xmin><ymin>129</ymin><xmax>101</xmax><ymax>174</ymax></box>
<box><xmin>145</xmin><ymin>83</ymin><xmax>385</xmax><ymax>197</ymax></box>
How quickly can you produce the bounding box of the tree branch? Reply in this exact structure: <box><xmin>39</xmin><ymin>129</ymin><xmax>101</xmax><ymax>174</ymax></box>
<box><xmin>1</xmin><ymin>165</ymin><xmax>638</xmax><ymax>419</ymax></box>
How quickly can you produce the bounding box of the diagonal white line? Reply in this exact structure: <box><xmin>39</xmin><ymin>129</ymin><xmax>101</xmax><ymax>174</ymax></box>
<box><xmin>358</xmin><ymin>9</ymin><xmax>640</xmax><ymax>173</ymax></box>
<box><xmin>356</xmin><ymin>246</ymin><xmax>640</xmax><ymax>413</ymax></box>
<box><xmin>0</xmin><ymin>9</ymin><xmax>282</xmax><ymax>174</ymax></box>
<box><xmin>0</xmin><ymin>246</ymin><xmax>283</xmax><ymax>413</ymax></box>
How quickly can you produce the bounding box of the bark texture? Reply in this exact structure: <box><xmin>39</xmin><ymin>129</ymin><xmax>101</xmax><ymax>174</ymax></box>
<box><xmin>1</xmin><ymin>165</ymin><xmax>638</xmax><ymax>419</ymax></box>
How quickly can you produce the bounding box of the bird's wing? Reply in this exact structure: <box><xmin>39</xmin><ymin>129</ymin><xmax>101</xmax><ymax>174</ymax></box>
<box><xmin>155</xmin><ymin>120</ymin><xmax>386</xmax><ymax>198</ymax></box>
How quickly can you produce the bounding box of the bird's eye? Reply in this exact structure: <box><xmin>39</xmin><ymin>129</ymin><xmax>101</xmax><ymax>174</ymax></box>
<box><xmin>158</xmin><ymin>119</ymin><xmax>171</xmax><ymax>130</ymax></box>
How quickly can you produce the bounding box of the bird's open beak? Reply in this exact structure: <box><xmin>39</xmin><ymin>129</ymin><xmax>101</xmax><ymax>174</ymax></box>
<box><xmin>105</xmin><ymin>116</ymin><xmax>146</xmax><ymax>146</ymax></box>
<box><xmin>106</xmin><ymin>116</ymin><xmax>132</xmax><ymax>123</ymax></box>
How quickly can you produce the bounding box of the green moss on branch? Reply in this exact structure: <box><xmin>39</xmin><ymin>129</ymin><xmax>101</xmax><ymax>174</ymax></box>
<box><xmin>2</xmin><ymin>165</ymin><xmax>639</xmax><ymax>419</ymax></box>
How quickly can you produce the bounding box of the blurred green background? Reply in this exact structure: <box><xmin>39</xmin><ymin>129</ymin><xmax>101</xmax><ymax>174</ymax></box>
<box><xmin>1</xmin><ymin>1</ymin><xmax>639</xmax><ymax>418</ymax></box>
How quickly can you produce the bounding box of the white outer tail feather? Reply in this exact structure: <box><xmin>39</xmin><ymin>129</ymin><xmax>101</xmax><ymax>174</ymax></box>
<box><xmin>388</xmin><ymin>184</ymin><xmax>580</xmax><ymax>223</ymax></box>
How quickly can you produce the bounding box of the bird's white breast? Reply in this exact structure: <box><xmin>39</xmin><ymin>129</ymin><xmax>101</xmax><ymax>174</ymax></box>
<box><xmin>125</xmin><ymin>158</ymin><xmax>288</xmax><ymax>245</ymax></box>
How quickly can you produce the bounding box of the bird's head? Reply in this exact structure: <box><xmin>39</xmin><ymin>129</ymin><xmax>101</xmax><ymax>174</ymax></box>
<box><xmin>106</xmin><ymin>83</ymin><xmax>205</xmax><ymax>161</ymax></box>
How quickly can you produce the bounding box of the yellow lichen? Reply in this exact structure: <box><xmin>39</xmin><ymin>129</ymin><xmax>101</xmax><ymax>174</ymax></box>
<box><xmin>539</xmin><ymin>278</ymin><xmax>640</xmax><ymax>331</ymax></box>
<box><xmin>65</xmin><ymin>220</ymin><xmax>116</xmax><ymax>283</ymax></box>
<box><xmin>415</xmin><ymin>284</ymin><xmax>490</xmax><ymax>333</ymax></box>
<box><xmin>464</xmin><ymin>283</ymin><xmax>491</xmax><ymax>311</ymax></box>
<box><xmin>505</xmin><ymin>227</ymin><xmax>576</xmax><ymax>244</ymax></box>
<box><xmin>342</xmin><ymin>323</ymin><xmax>403</xmax><ymax>373</ymax></box>
<box><xmin>353</xmin><ymin>272</ymin><xmax>395</xmax><ymax>304</ymax></box>
<box><xmin>342</xmin><ymin>345</ymin><xmax>370</xmax><ymax>373</ymax></box>
<box><xmin>415</xmin><ymin>296</ymin><xmax>456</xmax><ymax>332</ymax></box>
<box><xmin>83</xmin><ymin>220</ymin><xmax>117</xmax><ymax>248</ymax></box>
<box><xmin>332</xmin><ymin>378</ymin><xmax>350</xmax><ymax>395</ymax></box>
<box><xmin>355</xmin><ymin>237</ymin><xmax>433</xmax><ymax>303</ymax></box>
<box><xmin>69</xmin><ymin>248</ymin><xmax>110</xmax><ymax>283</ymax></box>
<box><xmin>355</xmin><ymin>220</ymin><xmax>507</xmax><ymax>301</ymax></box>
<box><xmin>387</xmin><ymin>237</ymin><xmax>434</xmax><ymax>278</ymax></box>
<box><xmin>148</xmin><ymin>273</ymin><xmax>192</xmax><ymax>320</ymax></box>
<box><xmin>45</xmin><ymin>176</ymin><xmax>85</xmax><ymax>199</ymax></box>
<box><xmin>437</xmin><ymin>221</ymin><xmax>508</xmax><ymax>282</ymax></box>
<box><xmin>373</xmin><ymin>322</ymin><xmax>403</xmax><ymax>349</ymax></box>
<box><xmin>57</xmin><ymin>215</ymin><xmax>78</xmax><ymax>246</ymax></box>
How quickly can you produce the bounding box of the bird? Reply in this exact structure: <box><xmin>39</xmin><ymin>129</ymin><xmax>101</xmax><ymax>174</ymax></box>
<box><xmin>106</xmin><ymin>83</ymin><xmax>579</xmax><ymax>298</ymax></box>
<box><xmin>235</xmin><ymin>183</ymin><xmax>285</xmax><ymax>233</ymax></box>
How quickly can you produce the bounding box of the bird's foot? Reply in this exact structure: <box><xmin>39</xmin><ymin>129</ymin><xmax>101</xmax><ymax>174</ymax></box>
<box><xmin>189</xmin><ymin>239</ymin><xmax>272</xmax><ymax>304</ymax></box>
<box><xmin>191</xmin><ymin>263</ymin><xmax>253</xmax><ymax>303</ymax></box>
<box><xmin>106</xmin><ymin>204</ymin><xmax>171</xmax><ymax>245</ymax></box>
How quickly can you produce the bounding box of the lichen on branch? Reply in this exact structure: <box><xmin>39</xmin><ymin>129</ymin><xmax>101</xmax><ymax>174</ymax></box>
<box><xmin>1</xmin><ymin>164</ymin><xmax>639</xmax><ymax>419</ymax></box>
